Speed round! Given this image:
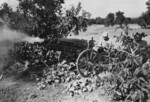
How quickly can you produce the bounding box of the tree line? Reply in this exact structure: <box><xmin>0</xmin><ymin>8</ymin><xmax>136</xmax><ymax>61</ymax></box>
<box><xmin>89</xmin><ymin>0</ymin><xmax>150</xmax><ymax>28</ymax></box>
<box><xmin>88</xmin><ymin>12</ymin><xmax>139</xmax><ymax>26</ymax></box>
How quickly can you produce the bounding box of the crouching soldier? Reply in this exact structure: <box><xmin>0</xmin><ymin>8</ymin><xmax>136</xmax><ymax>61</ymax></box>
<box><xmin>93</xmin><ymin>32</ymin><xmax>113</xmax><ymax>53</ymax></box>
<box><xmin>134</xmin><ymin>32</ymin><xmax>148</xmax><ymax>63</ymax></box>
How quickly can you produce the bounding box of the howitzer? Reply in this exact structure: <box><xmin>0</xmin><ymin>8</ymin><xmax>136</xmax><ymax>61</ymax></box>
<box><xmin>17</xmin><ymin>37</ymin><xmax>95</xmax><ymax>73</ymax></box>
<box><xmin>43</xmin><ymin>37</ymin><xmax>95</xmax><ymax>62</ymax></box>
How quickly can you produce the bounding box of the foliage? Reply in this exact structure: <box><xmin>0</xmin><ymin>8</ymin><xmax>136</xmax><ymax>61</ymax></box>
<box><xmin>27</xmin><ymin>27</ymin><xmax>150</xmax><ymax>102</ymax></box>
<box><xmin>1</xmin><ymin>1</ymin><xmax>91</xmax><ymax>74</ymax></box>
<box><xmin>16</xmin><ymin>0</ymin><xmax>64</xmax><ymax>38</ymax></box>
<box><xmin>105</xmin><ymin>13</ymin><xmax>115</xmax><ymax>27</ymax></box>
<box><xmin>0</xmin><ymin>2</ymin><xmax>34</xmax><ymax>33</ymax></box>
<box><xmin>88</xmin><ymin>17</ymin><xmax>105</xmax><ymax>25</ymax></box>
<box><xmin>88</xmin><ymin>16</ymin><xmax>138</xmax><ymax>26</ymax></box>
<box><xmin>115</xmin><ymin>11</ymin><xmax>126</xmax><ymax>27</ymax></box>
<box><xmin>94</xmin><ymin>17</ymin><xmax>105</xmax><ymax>24</ymax></box>
<box><xmin>124</xmin><ymin>17</ymin><xmax>132</xmax><ymax>25</ymax></box>
<box><xmin>138</xmin><ymin>0</ymin><xmax>150</xmax><ymax>28</ymax></box>
<box><xmin>57</xmin><ymin>2</ymin><xmax>91</xmax><ymax>36</ymax></box>
<box><xmin>104</xmin><ymin>11</ymin><xmax>128</xmax><ymax>27</ymax></box>
<box><xmin>37</xmin><ymin>62</ymin><xmax>77</xmax><ymax>90</ymax></box>
<box><xmin>146</xmin><ymin>0</ymin><xmax>150</xmax><ymax>11</ymax></box>
<box><xmin>105</xmin><ymin>30</ymin><xmax>150</xmax><ymax>102</ymax></box>
<box><xmin>8</xmin><ymin>41</ymin><xmax>60</xmax><ymax>69</ymax></box>
<box><xmin>0</xmin><ymin>3</ymin><xmax>13</xmax><ymax>22</ymax></box>
<box><xmin>110</xmin><ymin>51</ymin><xmax>150</xmax><ymax>101</ymax></box>
<box><xmin>88</xmin><ymin>18</ymin><xmax>96</xmax><ymax>25</ymax></box>
<box><xmin>0</xmin><ymin>2</ymin><xmax>13</xmax><ymax>29</ymax></box>
<box><xmin>0</xmin><ymin>1</ymin><xmax>90</xmax><ymax>38</ymax></box>
<box><xmin>139</xmin><ymin>11</ymin><xmax>150</xmax><ymax>28</ymax></box>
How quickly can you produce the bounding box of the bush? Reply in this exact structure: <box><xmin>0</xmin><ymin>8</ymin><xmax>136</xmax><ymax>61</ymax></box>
<box><xmin>108</xmin><ymin>32</ymin><xmax>150</xmax><ymax>102</ymax></box>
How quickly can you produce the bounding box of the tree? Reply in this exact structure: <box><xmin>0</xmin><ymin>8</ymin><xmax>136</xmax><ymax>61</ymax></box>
<box><xmin>138</xmin><ymin>0</ymin><xmax>150</xmax><ymax>28</ymax></box>
<box><xmin>82</xmin><ymin>10</ymin><xmax>91</xmax><ymax>19</ymax></box>
<box><xmin>124</xmin><ymin>17</ymin><xmax>131</xmax><ymax>25</ymax></box>
<box><xmin>88</xmin><ymin>18</ymin><xmax>96</xmax><ymax>25</ymax></box>
<box><xmin>115</xmin><ymin>11</ymin><xmax>125</xmax><ymax>27</ymax></box>
<box><xmin>0</xmin><ymin>2</ymin><xmax>13</xmax><ymax>25</ymax></box>
<box><xmin>105</xmin><ymin>13</ymin><xmax>114</xmax><ymax>27</ymax></box>
<box><xmin>139</xmin><ymin>12</ymin><xmax>148</xmax><ymax>28</ymax></box>
<box><xmin>57</xmin><ymin>2</ymin><xmax>91</xmax><ymax>36</ymax></box>
<box><xmin>6</xmin><ymin>1</ymin><xmax>91</xmax><ymax>70</ymax></box>
<box><xmin>0</xmin><ymin>1</ymin><xmax>90</xmax><ymax>38</ymax></box>
<box><xmin>0</xmin><ymin>2</ymin><xmax>32</xmax><ymax>32</ymax></box>
<box><xmin>16</xmin><ymin>0</ymin><xmax>65</xmax><ymax>38</ymax></box>
<box><xmin>146</xmin><ymin>0</ymin><xmax>150</xmax><ymax>11</ymax></box>
<box><xmin>94</xmin><ymin>17</ymin><xmax>104</xmax><ymax>24</ymax></box>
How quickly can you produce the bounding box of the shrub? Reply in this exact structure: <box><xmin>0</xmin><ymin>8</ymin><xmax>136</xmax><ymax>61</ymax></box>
<box><xmin>108</xmin><ymin>31</ymin><xmax>150</xmax><ymax>102</ymax></box>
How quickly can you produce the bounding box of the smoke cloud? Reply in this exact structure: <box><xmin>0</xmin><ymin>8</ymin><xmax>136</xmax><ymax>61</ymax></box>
<box><xmin>0</xmin><ymin>28</ymin><xmax>26</xmax><ymax>42</ymax></box>
<box><xmin>0</xmin><ymin>26</ymin><xmax>44</xmax><ymax>70</ymax></box>
<box><xmin>0</xmin><ymin>26</ymin><xmax>44</xmax><ymax>43</ymax></box>
<box><xmin>22</xmin><ymin>37</ymin><xmax>44</xmax><ymax>43</ymax></box>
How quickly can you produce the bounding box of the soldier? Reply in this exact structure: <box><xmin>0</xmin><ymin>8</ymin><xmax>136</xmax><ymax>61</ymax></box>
<box><xmin>134</xmin><ymin>32</ymin><xmax>148</xmax><ymax>63</ymax></box>
<box><xmin>93</xmin><ymin>32</ymin><xmax>112</xmax><ymax>52</ymax></box>
<box><xmin>134</xmin><ymin>32</ymin><xmax>147</xmax><ymax>50</ymax></box>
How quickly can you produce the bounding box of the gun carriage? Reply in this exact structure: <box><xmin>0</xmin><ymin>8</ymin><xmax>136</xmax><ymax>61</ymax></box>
<box><xmin>44</xmin><ymin>38</ymin><xmax>93</xmax><ymax>62</ymax></box>
<box><xmin>44</xmin><ymin>38</ymin><xmax>114</xmax><ymax>78</ymax></box>
<box><xmin>24</xmin><ymin>37</ymin><xmax>117</xmax><ymax>78</ymax></box>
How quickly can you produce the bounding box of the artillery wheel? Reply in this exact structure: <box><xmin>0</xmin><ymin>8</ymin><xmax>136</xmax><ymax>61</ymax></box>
<box><xmin>76</xmin><ymin>49</ymin><xmax>99</xmax><ymax>77</ymax></box>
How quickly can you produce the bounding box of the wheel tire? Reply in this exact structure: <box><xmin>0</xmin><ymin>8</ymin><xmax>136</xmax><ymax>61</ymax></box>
<box><xmin>76</xmin><ymin>49</ymin><xmax>99</xmax><ymax>77</ymax></box>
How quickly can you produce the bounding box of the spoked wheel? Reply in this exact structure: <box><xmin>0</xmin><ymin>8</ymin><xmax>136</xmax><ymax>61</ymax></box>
<box><xmin>76</xmin><ymin>49</ymin><xmax>100</xmax><ymax>77</ymax></box>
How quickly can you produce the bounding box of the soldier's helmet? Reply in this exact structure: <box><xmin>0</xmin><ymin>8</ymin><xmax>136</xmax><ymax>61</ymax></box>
<box><xmin>102</xmin><ymin>32</ymin><xmax>109</xmax><ymax>41</ymax></box>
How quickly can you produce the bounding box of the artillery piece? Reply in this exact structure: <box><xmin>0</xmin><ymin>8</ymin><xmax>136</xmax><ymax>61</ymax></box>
<box><xmin>43</xmin><ymin>37</ymin><xmax>95</xmax><ymax>63</ymax></box>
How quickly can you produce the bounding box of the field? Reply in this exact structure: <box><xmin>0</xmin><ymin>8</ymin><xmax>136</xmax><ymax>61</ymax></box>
<box><xmin>68</xmin><ymin>24</ymin><xmax>150</xmax><ymax>43</ymax></box>
<box><xmin>0</xmin><ymin>24</ymin><xmax>150</xmax><ymax>102</ymax></box>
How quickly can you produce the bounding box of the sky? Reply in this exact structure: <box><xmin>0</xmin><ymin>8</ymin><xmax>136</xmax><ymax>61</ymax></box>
<box><xmin>0</xmin><ymin>0</ymin><xmax>148</xmax><ymax>18</ymax></box>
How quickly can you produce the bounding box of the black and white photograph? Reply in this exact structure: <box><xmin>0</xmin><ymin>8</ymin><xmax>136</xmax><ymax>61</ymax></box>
<box><xmin>0</xmin><ymin>0</ymin><xmax>150</xmax><ymax>102</ymax></box>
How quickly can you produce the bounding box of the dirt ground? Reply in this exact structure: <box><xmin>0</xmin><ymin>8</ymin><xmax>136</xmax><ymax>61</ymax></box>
<box><xmin>0</xmin><ymin>24</ymin><xmax>150</xmax><ymax>102</ymax></box>
<box><xmin>0</xmin><ymin>73</ymin><xmax>111</xmax><ymax>102</ymax></box>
